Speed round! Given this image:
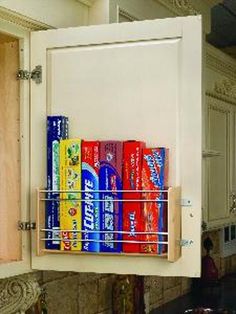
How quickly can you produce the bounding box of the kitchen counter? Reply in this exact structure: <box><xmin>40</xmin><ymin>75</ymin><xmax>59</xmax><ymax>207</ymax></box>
<box><xmin>151</xmin><ymin>274</ymin><xmax>236</xmax><ymax>314</ymax></box>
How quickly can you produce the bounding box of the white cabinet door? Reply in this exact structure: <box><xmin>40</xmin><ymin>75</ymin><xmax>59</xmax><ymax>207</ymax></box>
<box><xmin>30</xmin><ymin>16</ymin><xmax>202</xmax><ymax>277</ymax></box>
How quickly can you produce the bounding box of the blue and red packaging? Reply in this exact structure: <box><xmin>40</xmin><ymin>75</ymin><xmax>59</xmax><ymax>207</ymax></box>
<box><xmin>81</xmin><ymin>141</ymin><xmax>100</xmax><ymax>252</ymax></box>
<box><xmin>99</xmin><ymin>141</ymin><xmax>123</xmax><ymax>253</ymax></box>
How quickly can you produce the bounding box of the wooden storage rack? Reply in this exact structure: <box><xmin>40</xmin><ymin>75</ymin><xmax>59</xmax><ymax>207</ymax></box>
<box><xmin>36</xmin><ymin>186</ymin><xmax>181</xmax><ymax>262</ymax></box>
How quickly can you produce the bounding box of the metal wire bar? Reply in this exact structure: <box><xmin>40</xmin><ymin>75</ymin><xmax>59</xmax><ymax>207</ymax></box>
<box><xmin>41</xmin><ymin>238</ymin><xmax>168</xmax><ymax>244</ymax></box>
<box><xmin>41</xmin><ymin>229</ymin><xmax>168</xmax><ymax>235</ymax></box>
<box><xmin>39</xmin><ymin>189</ymin><xmax>168</xmax><ymax>193</ymax></box>
<box><xmin>40</xmin><ymin>198</ymin><xmax>168</xmax><ymax>202</ymax></box>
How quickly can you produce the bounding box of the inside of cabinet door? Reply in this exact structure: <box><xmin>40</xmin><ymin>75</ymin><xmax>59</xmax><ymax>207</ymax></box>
<box><xmin>0</xmin><ymin>32</ymin><xmax>21</xmax><ymax>263</ymax></box>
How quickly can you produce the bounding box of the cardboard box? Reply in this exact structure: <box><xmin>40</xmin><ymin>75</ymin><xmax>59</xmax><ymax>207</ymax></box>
<box><xmin>60</xmin><ymin>139</ymin><xmax>82</xmax><ymax>251</ymax></box>
<box><xmin>46</xmin><ymin>116</ymin><xmax>68</xmax><ymax>250</ymax></box>
<box><xmin>141</xmin><ymin>148</ymin><xmax>169</xmax><ymax>254</ymax></box>
<box><xmin>81</xmin><ymin>141</ymin><xmax>100</xmax><ymax>252</ymax></box>
<box><xmin>123</xmin><ymin>141</ymin><xmax>145</xmax><ymax>253</ymax></box>
<box><xmin>99</xmin><ymin>141</ymin><xmax>123</xmax><ymax>253</ymax></box>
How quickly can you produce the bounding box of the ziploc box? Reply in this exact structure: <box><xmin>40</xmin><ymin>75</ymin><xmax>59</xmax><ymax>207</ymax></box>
<box><xmin>99</xmin><ymin>141</ymin><xmax>123</xmax><ymax>253</ymax></box>
<box><xmin>81</xmin><ymin>141</ymin><xmax>100</xmax><ymax>252</ymax></box>
<box><xmin>141</xmin><ymin>148</ymin><xmax>169</xmax><ymax>254</ymax></box>
<box><xmin>123</xmin><ymin>141</ymin><xmax>145</xmax><ymax>253</ymax></box>
<box><xmin>60</xmin><ymin>139</ymin><xmax>82</xmax><ymax>251</ymax></box>
<box><xmin>46</xmin><ymin>116</ymin><xmax>68</xmax><ymax>250</ymax></box>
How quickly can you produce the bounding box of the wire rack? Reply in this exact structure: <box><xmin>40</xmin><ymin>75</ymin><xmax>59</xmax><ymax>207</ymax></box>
<box><xmin>36</xmin><ymin>186</ymin><xmax>181</xmax><ymax>262</ymax></box>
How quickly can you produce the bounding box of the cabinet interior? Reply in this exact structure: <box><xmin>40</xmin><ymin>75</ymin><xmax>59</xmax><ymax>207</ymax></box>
<box><xmin>0</xmin><ymin>32</ymin><xmax>21</xmax><ymax>263</ymax></box>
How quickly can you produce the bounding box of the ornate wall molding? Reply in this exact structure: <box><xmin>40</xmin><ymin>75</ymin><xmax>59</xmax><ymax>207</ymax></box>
<box><xmin>0</xmin><ymin>6</ymin><xmax>53</xmax><ymax>31</ymax></box>
<box><xmin>118</xmin><ymin>7</ymin><xmax>139</xmax><ymax>22</ymax></box>
<box><xmin>206</xmin><ymin>78</ymin><xmax>236</xmax><ymax>106</ymax></box>
<box><xmin>0</xmin><ymin>275</ymin><xmax>41</xmax><ymax>314</ymax></box>
<box><xmin>206</xmin><ymin>44</ymin><xmax>236</xmax><ymax>81</ymax></box>
<box><xmin>172</xmin><ymin>0</ymin><xmax>198</xmax><ymax>15</ymax></box>
<box><xmin>214</xmin><ymin>79</ymin><xmax>236</xmax><ymax>101</ymax></box>
<box><xmin>154</xmin><ymin>0</ymin><xmax>198</xmax><ymax>16</ymax></box>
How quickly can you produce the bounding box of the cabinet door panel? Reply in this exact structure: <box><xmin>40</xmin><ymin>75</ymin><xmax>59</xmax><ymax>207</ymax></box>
<box><xmin>205</xmin><ymin>95</ymin><xmax>235</xmax><ymax>230</ymax></box>
<box><xmin>31</xmin><ymin>16</ymin><xmax>202</xmax><ymax>276</ymax></box>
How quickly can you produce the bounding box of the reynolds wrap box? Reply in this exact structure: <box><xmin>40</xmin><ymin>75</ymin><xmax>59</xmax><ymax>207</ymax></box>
<box><xmin>46</xmin><ymin>116</ymin><xmax>68</xmax><ymax>250</ymax></box>
<box><xmin>81</xmin><ymin>141</ymin><xmax>100</xmax><ymax>252</ymax></box>
<box><xmin>99</xmin><ymin>141</ymin><xmax>123</xmax><ymax>253</ymax></box>
<box><xmin>60</xmin><ymin>139</ymin><xmax>82</xmax><ymax>251</ymax></box>
<box><xmin>141</xmin><ymin>148</ymin><xmax>169</xmax><ymax>254</ymax></box>
<box><xmin>123</xmin><ymin>141</ymin><xmax>145</xmax><ymax>253</ymax></box>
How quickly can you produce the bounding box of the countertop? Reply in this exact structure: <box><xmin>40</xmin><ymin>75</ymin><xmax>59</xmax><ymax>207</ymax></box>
<box><xmin>151</xmin><ymin>274</ymin><xmax>236</xmax><ymax>314</ymax></box>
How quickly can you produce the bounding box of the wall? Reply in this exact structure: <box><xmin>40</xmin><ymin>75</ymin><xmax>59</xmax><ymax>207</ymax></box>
<box><xmin>0</xmin><ymin>0</ymin><xmax>89</xmax><ymax>28</ymax></box>
<box><xmin>23</xmin><ymin>229</ymin><xmax>234</xmax><ymax>314</ymax></box>
<box><xmin>20</xmin><ymin>272</ymin><xmax>191</xmax><ymax>314</ymax></box>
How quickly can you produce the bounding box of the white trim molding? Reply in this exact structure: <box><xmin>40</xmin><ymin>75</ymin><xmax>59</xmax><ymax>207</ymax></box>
<box><xmin>0</xmin><ymin>6</ymin><xmax>53</xmax><ymax>31</ymax></box>
<box><xmin>0</xmin><ymin>275</ymin><xmax>41</xmax><ymax>314</ymax></box>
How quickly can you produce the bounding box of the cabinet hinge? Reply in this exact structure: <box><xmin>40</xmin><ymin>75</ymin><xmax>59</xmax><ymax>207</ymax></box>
<box><xmin>17</xmin><ymin>65</ymin><xmax>42</xmax><ymax>84</ymax></box>
<box><xmin>18</xmin><ymin>221</ymin><xmax>36</xmax><ymax>231</ymax></box>
<box><xmin>179</xmin><ymin>239</ymin><xmax>193</xmax><ymax>247</ymax></box>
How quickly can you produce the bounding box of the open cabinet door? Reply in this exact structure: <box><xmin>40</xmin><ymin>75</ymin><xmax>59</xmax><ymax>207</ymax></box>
<box><xmin>0</xmin><ymin>20</ymin><xmax>31</xmax><ymax>278</ymax></box>
<box><xmin>30</xmin><ymin>16</ymin><xmax>202</xmax><ymax>277</ymax></box>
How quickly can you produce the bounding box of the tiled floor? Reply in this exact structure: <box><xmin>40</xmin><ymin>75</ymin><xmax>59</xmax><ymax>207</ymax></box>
<box><xmin>151</xmin><ymin>274</ymin><xmax>236</xmax><ymax>314</ymax></box>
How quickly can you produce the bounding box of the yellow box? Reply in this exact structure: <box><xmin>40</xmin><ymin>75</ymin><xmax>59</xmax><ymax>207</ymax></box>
<box><xmin>60</xmin><ymin>139</ymin><xmax>81</xmax><ymax>250</ymax></box>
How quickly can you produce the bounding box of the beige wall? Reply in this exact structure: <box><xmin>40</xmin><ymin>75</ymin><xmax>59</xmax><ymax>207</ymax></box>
<box><xmin>0</xmin><ymin>0</ymin><xmax>89</xmax><ymax>27</ymax></box>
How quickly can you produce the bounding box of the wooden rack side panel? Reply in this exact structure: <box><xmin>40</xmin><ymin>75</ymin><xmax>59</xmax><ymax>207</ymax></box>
<box><xmin>36</xmin><ymin>189</ymin><xmax>45</xmax><ymax>256</ymax></box>
<box><xmin>167</xmin><ymin>187</ymin><xmax>181</xmax><ymax>262</ymax></box>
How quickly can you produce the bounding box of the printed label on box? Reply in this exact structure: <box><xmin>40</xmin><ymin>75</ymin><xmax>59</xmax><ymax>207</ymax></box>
<box><xmin>141</xmin><ymin>148</ymin><xmax>169</xmax><ymax>254</ymax></box>
<box><xmin>123</xmin><ymin>141</ymin><xmax>145</xmax><ymax>253</ymax></box>
<box><xmin>82</xmin><ymin>141</ymin><xmax>100</xmax><ymax>252</ymax></box>
<box><xmin>99</xmin><ymin>141</ymin><xmax>123</xmax><ymax>253</ymax></box>
<box><xmin>46</xmin><ymin>116</ymin><xmax>68</xmax><ymax>250</ymax></box>
<box><xmin>60</xmin><ymin>139</ymin><xmax>81</xmax><ymax>251</ymax></box>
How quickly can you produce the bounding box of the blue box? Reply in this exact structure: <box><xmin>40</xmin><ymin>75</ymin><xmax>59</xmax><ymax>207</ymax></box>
<box><xmin>46</xmin><ymin>116</ymin><xmax>68</xmax><ymax>250</ymax></box>
<box><xmin>99</xmin><ymin>141</ymin><xmax>123</xmax><ymax>253</ymax></box>
<box><xmin>81</xmin><ymin>141</ymin><xmax>100</xmax><ymax>252</ymax></box>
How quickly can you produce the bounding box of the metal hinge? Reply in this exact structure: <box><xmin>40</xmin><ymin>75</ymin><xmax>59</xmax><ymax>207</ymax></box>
<box><xmin>18</xmin><ymin>221</ymin><xmax>36</xmax><ymax>231</ymax></box>
<box><xmin>181</xmin><ymin>198</ymin><xmax>192</xmax><ymax>207</ymax></box>
<box><xmin>17</xmin><ymin>65</ymin><xmax>42</xmax><ymax>84</ymax></box>
<box><xmin>180</xmin><ymin>239</ymin><xmax>194</xmax><ymax>247</ymax></box>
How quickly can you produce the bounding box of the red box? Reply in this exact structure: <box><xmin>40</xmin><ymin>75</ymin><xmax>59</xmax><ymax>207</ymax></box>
<box><xmin>82</xmin><ymin>141</ymin><xmax>100</xmax><ymax>174</ymax></box>
<box><xmin>123</xmin><ymin>141</ymin><xmax>145</xmax><ymax>253</ymax></box>
<box><xmin>141</xmin><ymin>148</ymin><xmax>169</xmax><ymax>254</ymax></box>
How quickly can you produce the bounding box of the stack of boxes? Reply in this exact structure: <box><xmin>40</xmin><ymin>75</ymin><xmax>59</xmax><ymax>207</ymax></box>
<box><xmin>47</xmin><ymin>116</ymin><xmax>169</xmax><ymax>254</ymax></box>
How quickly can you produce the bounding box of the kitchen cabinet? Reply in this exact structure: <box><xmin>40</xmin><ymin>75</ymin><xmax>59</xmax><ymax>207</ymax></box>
<box><xmin>202</xmin><ymin>43</ymin><xmax>236</xmax><ymax>231</ymax></box>
<box><xmin>0</xmin><ymin>16</ymin><xmax>202</xmax><ymax>278</ymax></box>
<box><xmin>203</xmin><ymin>95</ymin><xmax>236</xmax><ymax>230</ymax></box>
<box><xmin>207</xmin><ymin>98</ymin><xmax>231</xmax><ymax>225</ymax></box>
